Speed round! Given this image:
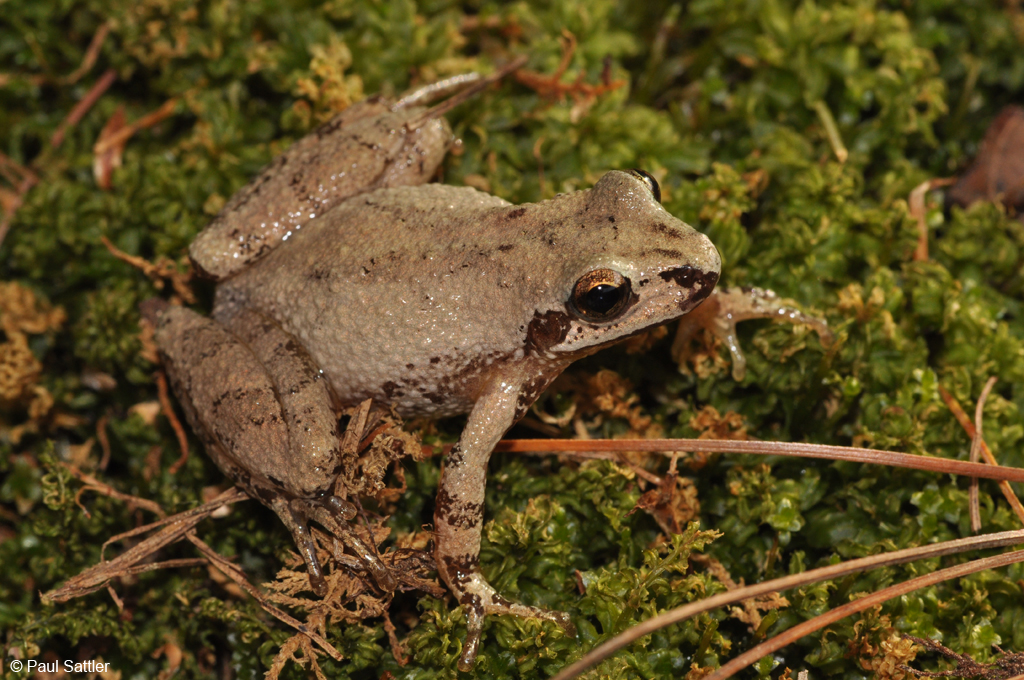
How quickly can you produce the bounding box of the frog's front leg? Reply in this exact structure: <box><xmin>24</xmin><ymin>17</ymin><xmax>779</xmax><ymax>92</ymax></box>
<box><xmin>434</xmin><ymin>375</ymin><xmax>577</xmax><ymax>671</ymax></box>
<box><xmin>154</xmin><ymin>306</ymin><xmax>394</xmax><ymax>595</ymax></box>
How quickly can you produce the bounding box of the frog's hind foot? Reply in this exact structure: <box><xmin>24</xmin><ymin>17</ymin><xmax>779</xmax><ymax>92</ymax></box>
<box><xmin>277</xmin><ymin>496</ymin><xmax>398</xmax><ymax>596</ymax></box>
<box><xmin>450</xmin><ymin>571</ymin><xmax>576</xmax><ymax>672</ymax></box>
<box><xmin>398</xmin><ymin>56</ymin><xmax>528</xmax><ymax>128</ymax></box>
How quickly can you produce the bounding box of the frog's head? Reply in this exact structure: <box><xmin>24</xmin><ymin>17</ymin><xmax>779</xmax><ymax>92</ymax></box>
<box><xmin>526</xmin><ymin>169</ymin><xmax>721</xmax><ymax>360</ymax></box>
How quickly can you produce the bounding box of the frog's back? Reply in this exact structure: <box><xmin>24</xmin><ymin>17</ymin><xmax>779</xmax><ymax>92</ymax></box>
<box><xmin>213</xmin><ymin>184</ymin><xmax>536</xmax><ymax>417</ymax></box>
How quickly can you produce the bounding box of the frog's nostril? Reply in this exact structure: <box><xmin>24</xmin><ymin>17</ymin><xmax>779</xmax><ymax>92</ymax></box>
<box><xmin>686</xmin><ymin>273</ymin><xmax>717</xmax><ymax>307</ymax></box>
<box><xmin>658</xmin><ymin>266</ymin><xmax>719</xmax><ymax>310</ymax></box>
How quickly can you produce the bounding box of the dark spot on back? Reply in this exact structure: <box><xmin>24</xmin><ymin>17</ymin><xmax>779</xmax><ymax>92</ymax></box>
<box><xmin>498</xmin><ymin>244</ymin><xmax>514</xmax><ymax>252</ymax></box>
<box><xmin>507</xmin><ymin>207</ymin><xmax>527</xmax><ymax>219</ymax></box>
<box><xmin>652</xmin><ymin>248</ymin><xmax>684</xmax><ymax>259</ymax></box>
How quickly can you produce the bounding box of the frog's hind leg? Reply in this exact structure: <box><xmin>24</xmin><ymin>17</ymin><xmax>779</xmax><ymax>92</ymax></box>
<box><xmin>155</xmin><ymin>306</ymin><xmax>395</xmax><ymax>596</ymax></box>
<box><xmin>266</xmin><ymin>495</ymin><xmax>398</xmax><ymax>597</ymax></box>
<box><xmin>220</xmin><ymin>308</ymin><xmax>399</xmax><ymax>594</ymax></box>
<box><xmin>269</xmin><ymin>497</ymin><xmax>328</xmax><ymax>595</ymax></box>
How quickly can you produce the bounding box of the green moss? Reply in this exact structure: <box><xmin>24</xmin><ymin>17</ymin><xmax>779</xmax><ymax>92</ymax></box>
<box><xmin>3</xmin><ymin>0</ymin><xmax>1024</xmax><ymax>678</ymax></box>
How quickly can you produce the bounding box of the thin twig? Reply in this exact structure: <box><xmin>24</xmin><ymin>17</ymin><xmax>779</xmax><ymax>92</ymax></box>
<box><xmin>122</xmin><ymin>558</ymin><xmax>208</xmax><ymax>575</ymax></box>
<box><xmin>155</xmin><ymin>369</ymin><xmax>190</xmax><ymax>473</ymax></box>
<box><xmin>493</xmin><ymin>438</ymin><xmax>1024</xmax><ymax>484</ymax></box>
<box><xmin>59</xmin><ymin>22</ymin><xmax>112</xmax><ymax>86</ymax></box>
<box><xmin>0</xmin><ymin>153</ymin><xmax>39</xmax><ymax>249</ymax></box>
<box><xmin>406</xmin><ymin>55</ymin><xmax>528</xmax><ymax>126</ymax></box>
<box><xmin>46</xmin><ymin>510</ymin><xmax>206</xmax><ymax>602</ymax></box>
<box><xmin>92</xmin><ymin>98</ymin><xmax>178</xmax><ymax>155</ymax></box>
<box><xmin>50</xmin><ymin>69</ymin><xmax>117</xmax><ymax>149</ymax></box>
<box><xmin>106</xmin><ymin>584</ymin><xmax>124</xmax><ymax>612</ymax></box>
<box><xmin>101</xmin><ymin>488</ymin><xmax>249</xmax><ymax>559</ymax></box>
<box><xmin>902</xmin><ymin>634</ymin><xmax>1024</xmax><ymax>679</ymax></box>
<box><xmin>969</xmin><ymin>377</ymin><xmax>999</xmax><ymax>532</ymax></box>
<box><xmin>909</xmin><ymin>178</ymin><xmax>956</xmax><ymax>261</ymax></box>
<box><xmin>43</xmin><ymin>488</ymin><xmax>248</xmax><ymax>605</ymax></box>
<box><xmin>701</xmin><ymin>549</ymin><xmax>1024</xmax><ymax>680</ymax></box>
<box><xmin>62</xmin><ymin>461</ymin><xmax>166</xmax><ymax>518</ymax></box>
<box><xmin>939</xmin><ymin>385</ymin><xmax>1024</xmax><ymax>526</ymax></box>
<box><xmin>513</xmin><ymin>30</ymin><xmax>626</xmax><ymax>103</ymax></box>
<box><xmin>96</xmin><ymin>412</ymin><xmax>112</xmax><ymax>471</ymax></box>
<box><xmin>812</xmin><ymin>100</ymin><xmax>848</xmax><ymax>163</ymax></box>
<box><xmin>99</xmin><ymin>235</ymin><xmax>196</xmax><ymax>304</ymax></box>
<box><xmin>548</xmin><ymin>529</ymin><xmax>1024</xmax><ymax>680</ymax></box>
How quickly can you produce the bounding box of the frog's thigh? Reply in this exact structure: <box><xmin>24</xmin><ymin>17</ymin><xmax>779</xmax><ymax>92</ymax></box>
<box><xmin>221</xmin><ymin>312</ymin><xmax>400</xmax><ymax>592</ymax></box>
<box><xmin>219</xmin><ymin>308</ymin><xmax>341</xmax><ymax>498</ymax></box>
<box><xmin>154</xmin><ymin>306</ymin><xmax>292</xmax><ymax>496</ymax></box>
<box><xmin>156</xmin><ymin>307</ymin><xmax>341</xmax><ymax>594</ymax></box>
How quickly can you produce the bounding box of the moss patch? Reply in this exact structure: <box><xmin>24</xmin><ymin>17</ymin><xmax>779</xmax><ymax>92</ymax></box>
<box><xmin>3</xmin><ymin>1</ymin><xmax>1024</xmax><ymax>678</ymax></box>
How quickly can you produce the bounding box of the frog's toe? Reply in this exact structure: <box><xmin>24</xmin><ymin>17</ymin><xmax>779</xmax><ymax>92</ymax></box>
<box><xmin>458</xmin><ymin>601</ymin><xmax>486</xmax><ymax>672</ymax></box>
<box><xmin>296</xmin><ymin>497</ymin><xmax>398</xmax><ymax>593</ymax></box>
<box><xmin>306</xmin><ymin>567</ymin><xmax>327</xmax><ymax>597</ymax></box>
<box><xmin>455</xmin><ymin>600</ymin><xmax>576</xmax><ymax>670</ymax></box>
<box><xmin>270</xmin><ymin>498</ymin><xmax>328</xmax><ymax>596</ymax></box>
<box><xmin>454</xmin><ymin>584</ymin><xmax>576</xmax><ymax>670</ymax></box>
<box><xmin>324</xmin><ymin>494</ymin><xmax>357</xmax><ymax>521</ymax></box>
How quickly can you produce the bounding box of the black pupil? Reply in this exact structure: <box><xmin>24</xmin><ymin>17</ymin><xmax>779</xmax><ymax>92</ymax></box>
<box><xmin>586</xmin><ymin>284</ymin><xmax>624</xmax><ymax>314</ymax></box>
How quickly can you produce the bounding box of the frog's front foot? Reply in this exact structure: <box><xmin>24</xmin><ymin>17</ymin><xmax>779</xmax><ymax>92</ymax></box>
<box><xmin>673</xmin><ymin>286</ymin><xmax>833</xmax><ymax>381</ymax></box>
<box><xmin>274</xmin><ymin>495</ymin><xmax>398</xmax><ymax>596</ymax></box>
<box><xmin>440</xmin><ymin>558</ymin><xmax>576</xmax><ymax>671</ymax></box>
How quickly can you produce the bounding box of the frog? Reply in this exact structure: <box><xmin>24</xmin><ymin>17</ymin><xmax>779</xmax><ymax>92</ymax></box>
<box><xmin>152</xmin><ymin>67</ymin><xmax>725</xmax><ymax>671</ymax></box>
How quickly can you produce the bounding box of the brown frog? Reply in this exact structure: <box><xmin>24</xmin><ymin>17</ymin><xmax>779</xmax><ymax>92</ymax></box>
<box><xmin>154</xmin><ymin>68</ymin><xmax>728</xmax><ymax>670</ymax></box>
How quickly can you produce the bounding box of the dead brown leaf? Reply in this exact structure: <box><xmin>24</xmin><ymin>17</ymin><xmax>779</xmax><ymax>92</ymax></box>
<box><xmin>948</xmin><ymin>106</ymin><xmax>1024</xmax><ymax>213</ymax></box>
<box><xmin>629</xmin><ymin>470</ymin><xmax>700</xmax><ymax>535</ymax></box>
<box><xmin>93</xmin><ymin>98</ymin><xmax>178</xmax><ymax>190</ymax></box>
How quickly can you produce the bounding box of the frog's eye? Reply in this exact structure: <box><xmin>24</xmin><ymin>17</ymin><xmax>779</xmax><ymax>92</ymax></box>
<box><xmin>628</xmin><ymin>169</ymin><xmax>661</xmax><ymax>203</ymax></box>
<box><xmin>570</xmin><ymin>269</ymin><xmax>632</xmax><ymax>322</ymax></box>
